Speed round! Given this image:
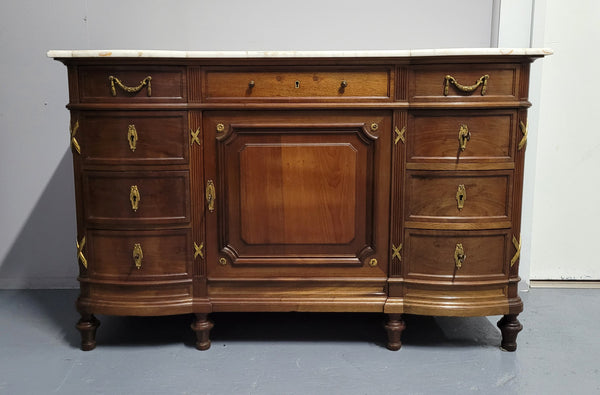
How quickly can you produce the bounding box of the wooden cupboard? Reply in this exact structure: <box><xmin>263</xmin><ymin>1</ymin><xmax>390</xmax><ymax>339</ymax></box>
<box><xmin>49</xmin><ymin>49</ymin><xmax>550</xmax><ymax>351</ymax></box>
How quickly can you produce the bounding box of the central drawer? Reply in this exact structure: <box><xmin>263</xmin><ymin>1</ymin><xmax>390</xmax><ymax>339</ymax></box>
<box><xmin>204</xmin><ymin>68</ymin><xmax>391</xmax><ymax>101</ymax></box>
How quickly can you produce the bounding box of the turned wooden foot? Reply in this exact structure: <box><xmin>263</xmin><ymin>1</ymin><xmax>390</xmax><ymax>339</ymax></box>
<box><xmin>497</xmin><ymin>314</ymin><xmax>522</xmax><ymax>351</ymax></box>
<box><xmin>76</xmin><ymin>313</ymin><xmax>100</xmax><ymax>351</ymax></box>
<box><xmin>385</xmin><ymin>314</ymin><xmax>406</xmax><ymax>351</ymax></box>
<box><xmin>191</xmin><ymin>313</ymin><xmax>214</xmax><ymax>350</ymax></box>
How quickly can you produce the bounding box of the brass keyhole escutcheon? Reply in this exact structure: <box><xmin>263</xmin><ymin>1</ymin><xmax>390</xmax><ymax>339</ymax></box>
<box><xmin>369</xmin><ymin>258</ymin><xmax>378</xmax><ymax>267</ymax></box>
<box><xmin>458</xmin><ymin>124</ymin><xmax>470</xmax><ymax>151</ymax></box>
<box><xmin>295</xmin><ymin>80</ymin><xmax>300</xmax><ymax>89</ymax></box>
<box><xmin>130</xmin><ymin>185</ymin><xmax>140</xmax><ymax>212</ymax></box>
<box><xmin>133</xmin><ymin>243</ymin><xmax>143</xmax><ymax>270</ymax></box>
<box><xmin>456</xmin><ymin>184</ymin><xmax>466</xmax><ymax>211</ymax></box>
<box><xmin>127</xmin><ymin>124</ymin><xmax>138</xmax><ymax>152</ymax></box>
<box><xmin>454</xmin><ymin>243</ymin><xmax>466</xmax><ymax>269</ymax></box>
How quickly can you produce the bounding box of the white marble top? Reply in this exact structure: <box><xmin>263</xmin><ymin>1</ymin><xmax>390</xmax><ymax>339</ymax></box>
<box><xmin>47</xmin><ymin>48</ymin><xmax>553</xmax><ymax>59</ymax></box>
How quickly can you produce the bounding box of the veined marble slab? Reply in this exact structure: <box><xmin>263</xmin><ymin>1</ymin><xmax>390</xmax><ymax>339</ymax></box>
<box><xmin>47</xmin><ymin>48</ymin><xmax>553</xmax><ymax>59</ymax></box>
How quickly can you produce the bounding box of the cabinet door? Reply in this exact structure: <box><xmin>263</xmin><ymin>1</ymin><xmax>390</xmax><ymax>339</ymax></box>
<box><xmin>203</xmin><ymin>111</ymin><xmax>391</xmax><ymax>278</ymax></box>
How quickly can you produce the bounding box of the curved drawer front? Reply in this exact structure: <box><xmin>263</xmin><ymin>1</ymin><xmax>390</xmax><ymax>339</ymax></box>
<box><xmin>83</xmin><ymin>171</ymin><xmax>190</xmax><ymax>225</ymax></box>
<box><xmin>78</xmin><ymin>65</ymin><xmax>186</xmax><ymax>102</ymax></box>
<box><xmin>404</xmin><ymin>229</ymin><xmax>510</xmax><ymax>282</ymax></box>
<box><xmin>405</xmin><ymin>170</ymin><xmax>512</xmax><ymax>226</ymax></box>
<box><xmin>78</xmin><ymin>111</ymin><xmax>188</xmax><ymax>165</ymax></box>
<box><xmin>409</xmin><ymin>63</ymin><xmax>519</xmax><ymax>102</ymax></box>
<box><xmin>407</xmin><ymin>110</ymin><xmax>517</xmax><ymax>165</ymax></box>
<box><xmin>86</xmin><ymin>229</ymin><xmax>192</xmax><ymax>281</ymax></box>
<box><xmin>204</xmin><ymin>69</ymin><xmax>391</xmax><ymax>101</ymax></box>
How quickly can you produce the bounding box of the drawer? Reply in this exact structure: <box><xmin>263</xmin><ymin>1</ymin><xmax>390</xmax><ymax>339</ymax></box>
<box><xmin>204</xmin><ymin>68</ymin><xmax>391</xmax><ymax>101</ymax></box>
<box><xmin>407</xmin><ymin>110</ymin><xmax>517</xmax><ymax>165</ymax></box>
<box><xmin>83</xmin><ymin>171</ymin><xmax>190</xmax><ymax>225</ymax></box>
<box><xmin>77</xmin><ymin>111</ymin><xmax>188</xmax><ymax>165</ymax></box>
<box><xmin>78</xmin><ymin>65</ymin><xmax>186</xmax><ymax>102</ymax></box>
<box><xmin>86</xmin><ymin>229</ymin><xmax>192</xmax><ymax>281</ymax></box>
<box><xmin>404</xmin><ymin>229</ymin><xmax>510</xmax><ymax>281</ymax></box>
<box><xmin>405</xmin><ymin>170</ymin><xmax>512</xmax><ymax>226</ymax></box>
<box><xmin>409</xmin><ymin>63</ymin><xmax>519</xmax><ymax>102</ymax></box>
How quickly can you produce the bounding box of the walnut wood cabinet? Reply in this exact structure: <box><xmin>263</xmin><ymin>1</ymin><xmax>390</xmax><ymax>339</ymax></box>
<box><xmin>49</xmin><ymin>49</ymin><xmax>550</xmax><ymax>351</ymax></box>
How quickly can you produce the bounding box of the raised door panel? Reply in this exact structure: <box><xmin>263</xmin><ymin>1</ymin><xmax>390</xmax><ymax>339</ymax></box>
<box><xmin>203</xmin><ymin>111</ymin><xmax>391</xmax><ymax>278</ymax></box>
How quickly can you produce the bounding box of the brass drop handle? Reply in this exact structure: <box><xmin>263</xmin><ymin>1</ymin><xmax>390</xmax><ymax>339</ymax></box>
<box><xmin>133</xmin><ymin>243</ymin><xmax>143</xmax><ymax>269</ymax></box>
<box><xmin>248</xmin><ymin>80</ymin><xmax>255</xmax><ymax>88</ymax></box>
<box><xmin>130</xmin><ymin>185</ymin><xmax>140</xmax><ymax>212</ymax></box>
<box><xmin>340</xmin><ymin>80</ymin><xmax>348</xmax><ymax>88</ymax></box>
<box><xmin>458</xmin><ymin>124</ymin><xmax>470</xmax><ymax>151</ymax></box>
<box><xmin>444</xmin><ymin>74</ymin><xmax>488</xmax><ymax>96</ymax></box>
<box><xmin>206</xmin><ymin>180</ymin><xmax>216</xmax><ymax>213</ymax></box>
<box><xmin>109</xmin><ymin>75</ymin><xmax>152</xmax><ymax>97</ymax></box>
<box><xmin>454</xmin><ymin>243</ymin><xmax>466</xmax><ymax>269</ymax></box>
<box><xmin>127</xmin><ymin>124</ymin><xmax>138</xmax><ymax>152</ymax></box>
<box><xmin>456</xmin><ymin>184</ymin><xmax>466</xmax><ymax>210</ymax></box>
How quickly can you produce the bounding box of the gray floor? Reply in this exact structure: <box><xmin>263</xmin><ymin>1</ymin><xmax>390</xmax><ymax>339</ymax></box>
<box><xmin>0</xmin><ymin>289</ymin><xmax>598</xmax><ymax>395</ymax></box>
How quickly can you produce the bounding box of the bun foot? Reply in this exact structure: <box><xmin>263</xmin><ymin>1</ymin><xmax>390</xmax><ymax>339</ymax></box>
<box><xmin>191</xmin><ymin>313</ymin><xmax>214</xmax><ymax>350</ymax></box>
<box><xmin>76</xmin><ymin>314</ymin><xmax>100</xmax><ymax>351</ymax></box>
<box><xmin>385</xmin><ymin>314</ymin><xmax>406</xmax><ymax>351</ymax></box>
<box><xmin>497</xmin><ymin>314</ymin><xmax>522</xmax><ymax>352</ymax></box>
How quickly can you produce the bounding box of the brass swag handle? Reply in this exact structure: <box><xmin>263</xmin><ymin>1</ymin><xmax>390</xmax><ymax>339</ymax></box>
<box><xmin>130</xmin><ymin>185</ymin><xmax>140</xmax><ymax>212</ymax></box>
<box><xmin>458</xmin><ymin>124</ymin><xmax>470</xmax><ymax>151</ymax></box>
<box><xmin>456</xmin><ymin>184</ymin><xmax>466</xmax><ymax>210</ymax></box>
<box><xmin>109</xmin><ymin>75</ymin><xmax>152</xmax><ymax>97</ymax></box>
<box><xmin>127</xmin><ymin>124</ymin><xmax>138</xmax><ymax>152</ymax></box>
<box><xmin>454</xmin><ymin>243</ymin><xmax>466</xmax><ymax>269</ymax></box>
<box><xmin>133</xmin><ymin>243</ymin><xmax>143</xmax><ymax>269</ymax></box>
<box><xmin>206</xmin><ymin>180</ymin><xmax>216</xmax><ymax>213</ymax></box>
<box><xmin>444</xmin><ymin>74</ymin><xmax>489</xmax><ymax>96</ymax></box>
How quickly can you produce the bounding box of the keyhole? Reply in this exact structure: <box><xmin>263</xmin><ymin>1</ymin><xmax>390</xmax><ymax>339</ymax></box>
<box><xmin>295</xmin><ymin>80</ymin><xmax>300</xmax><ymax>89</ymax></box>
<box><xmin>130</xmin><ymin>135</ymin><xmax>135</xmax><ymax>144</ymax></box>
<box><xmin>132</xmin><ymin>195</ymin><xmax>137</xmax><ymax>203</ymax></box>
<box><xmin>459</xmin><ymin>194</ymin><xmax>463</xmax><ymax>202</ymax></box>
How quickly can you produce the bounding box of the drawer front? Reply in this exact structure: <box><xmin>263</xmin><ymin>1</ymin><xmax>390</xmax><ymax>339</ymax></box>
<box><xmin>83</xmin><ymin>171</ymin><xmax>190</xmax><ymax>225</ymax></box>
<box><xmin>410</xmin><ymin>63</ymin><xmax>519</xmax><ymax>102</ymax></box>
<box><xmin>405</xmin><ymin>171</ymin><xmax>512</xmax><ymax>224</ymax></box>
<box><xmin>404</xmin><ymin>229</ymin><xmax>510</xmax><ymax>281</ymax></box>
<box><xmin>407</xmin><ymin>110</ymin><xmax>516</xmax><ymax>164</ymax></box>
<box><xmin>78</xmin><ymin>65</ymin><xmax>186</xmax><ymax>102</ymax></box>
<box><xmin>78</xmin><ymin>111</ymin><xmax>188</xmax><ymax>165</ymax></box>
<box><xmin>204</xmin><ymin>69</ymin><xmax>391</xmax><ymax>101</ymax></box>
<box><xmin>87</xmin><ymin>229</ymin><xmax>192</xmax><ymax>281</ymax></box>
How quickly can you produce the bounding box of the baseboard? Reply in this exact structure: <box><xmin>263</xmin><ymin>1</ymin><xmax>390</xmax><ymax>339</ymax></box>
<box><xmin>529</xmin><ymin>280</ymin><xmax>600</xmax><ymax>289</ymax></box>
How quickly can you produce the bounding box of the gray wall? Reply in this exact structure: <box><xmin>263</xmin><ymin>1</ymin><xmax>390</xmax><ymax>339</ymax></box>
<box><xmin>0</xmin><ymin>0</ymin><xmax>495</xmax><ymax>288</ymax></box>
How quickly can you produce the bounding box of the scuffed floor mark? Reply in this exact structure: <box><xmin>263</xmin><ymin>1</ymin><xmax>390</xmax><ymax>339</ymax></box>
<box><xmin>495</xmin><ymin>373</ymin><xmax>516</xmax><ymax>387</ymax></box>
